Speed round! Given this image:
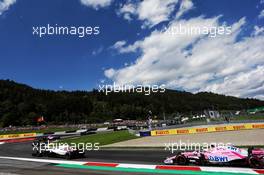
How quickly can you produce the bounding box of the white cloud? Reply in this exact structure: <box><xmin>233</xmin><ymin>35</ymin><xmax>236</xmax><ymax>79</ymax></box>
<box><xmin>203</xmin><ymin>66</ymin><xmax>264</xmax><ymax>99</ymax></box>
<box><xmin>111</xmin><ymin>40</ymin><xmax>127</xmax><ymax>51</ymax></box>
<box><xmin>80</xmin><ymin>0</ymin><xmax>112</xmax><ymax>10</ymax></box>
<box><xmin>259</xmin><ymin>9</ymin><xmax>264</xmax><ymax>19</ymax></box>
<box><xmin>117</xmin><ymin>0</ymin><xmax>179</xmax><ymax>28</ymax></box>
<box><xmin>105</xmin><ymin>16</ymin><xmax>264</xmax><ymax>100</ymax></box>
<box><xmin>92</xmin><ymin>46</ymin><xmax>103</xmax><ymax>56</ymax></box>
<box><xmin>117</xmin><ymin>2</ymin><xmax>137</xmax><ymax>21</ymax></box>
<box><xmin>254</xmin><ymin>95</ymin><xmax>264</xmax><ymax>100</ymax></box>
<box><xmin>117</xmin><ymin>0</ymin><xmax>195</xmax><ymax>28</ymax></box>
<box><xmin>253</xmin><ymin>25</ymin><xmax>264</xmax><ymax>36</ymax></box>
<box><xmin>175</xmin><ymin>0</ymin><xmax>194</xmax><ymax>19</ymax></box>
<box><xmin>0</xmin><ymin>0</ymin><xmax>16</xmax><ymax>15</ymax></box>
<box><xmin>105</xmin><ymin>68</ymin><xmax>115</xmax><ymax>78</ymax></box>
<box><xmin>137</xmin><ymin>0</ymin><xmax>178</xmax><ymax>28</ymax></box>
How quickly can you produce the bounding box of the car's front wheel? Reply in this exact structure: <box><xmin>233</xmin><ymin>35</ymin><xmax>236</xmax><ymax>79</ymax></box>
<box><xmin>198</xmin><ymin>154</ymin><xmax>206</xmax><ymax>166</ymax></box>
<box><xmin>175</xmin><ymin>155</ymin><xmax>188</xmax><ymax>165</ymax></box>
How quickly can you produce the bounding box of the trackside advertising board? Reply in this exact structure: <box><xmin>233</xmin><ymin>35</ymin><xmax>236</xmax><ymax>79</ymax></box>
<box><xmin>151</xmin><ymin>123</ymin><xmax>264</xmax><ymax>136</ymax></box>
<box><xmin>0</xmin><ymin>133</ymin><xmax>36</xmax><ymax>140</ymax></box>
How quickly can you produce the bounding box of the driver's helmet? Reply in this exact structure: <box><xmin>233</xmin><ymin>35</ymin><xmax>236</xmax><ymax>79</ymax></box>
<box><xmin>210</xmin><ymin>144</ymin><xmax>216</xmax><ymax>149</ymax></box>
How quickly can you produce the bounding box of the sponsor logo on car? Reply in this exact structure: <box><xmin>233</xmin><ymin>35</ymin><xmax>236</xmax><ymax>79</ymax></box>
<box><xmin>208</xmin><ymin>156</ymin><xmax>228</xmax><ymax>162</ymax></box>
<box><xmin>227</xmin><ymin>146</ymin><xmax>239</xmax><ymax>152</ymax></box>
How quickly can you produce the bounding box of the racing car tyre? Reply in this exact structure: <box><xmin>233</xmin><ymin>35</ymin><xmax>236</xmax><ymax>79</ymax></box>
<box><xmin>175</xmin><ymin>155</ymin><xmax>188</xmax><ymax>165</ymax></box>
<box><xmin>248</xmin><ymin>147</ymin><xmax>254</xmax><ymax>156</ymax></box>
<box><xmin>65</xmin><ymin>153</ymin><xmax>72</xmax><ymax>160</ymax></box>
<box><xmin>198</xmin><ymin>154</ymin><xmax>206</xmax><ymax>166</ymax></box>
<box><xmin>32</xmin><ymin>151</ymin><xmax>43</xmax><ymax>157</ymax></box>
<box><xmin>248</xmin><ymin>157</ymin><xmax>264</xmax><ymax>169</ymax></box>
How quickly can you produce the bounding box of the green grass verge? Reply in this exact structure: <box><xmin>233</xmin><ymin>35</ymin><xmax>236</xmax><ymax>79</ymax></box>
<box><xmin>0</xmin><ymin>127</ymin><xmax>78</xmax><ymax>135</ymax></box>
<box><xmin>59</xmin><ymin>130</ymin><xmax>138</xmax><ymax>146</ymax></box>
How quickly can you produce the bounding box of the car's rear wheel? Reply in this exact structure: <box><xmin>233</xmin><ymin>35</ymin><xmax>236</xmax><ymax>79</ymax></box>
<box><xmin>32</xmin><ymin>151</ymin><xmax>43</xmax><ymax>157</ymax></box>
<box><xmin>176</xmin><ymin>155</ymin><xmax>188</xmax><ymax>165</ymax></box>
<box><xmin>80</xmin><ymin>153</ymin><xmax>86</xmax><ymax>158</ymax></box>
<box><xmin>249</xmin><ymin>157</ymin><xmax>264</xmax><ymax>169</ymax></box>
<box><xmin>65</xmin><ymin>153</ymin><xmax>72</xmax><ymax>160</ymax></box>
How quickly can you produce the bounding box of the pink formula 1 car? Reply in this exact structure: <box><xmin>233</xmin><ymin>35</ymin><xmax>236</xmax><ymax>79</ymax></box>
<box><xmin>164</xmin><ymin>145</ymin><xmax>264</xmax><ymax>168</ymax></box>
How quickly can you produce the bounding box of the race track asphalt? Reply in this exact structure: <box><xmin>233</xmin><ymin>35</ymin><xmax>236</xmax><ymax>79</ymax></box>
<box><xmin>1</xmin><ymin>141</ymin><xmax>261</xmax><ymax>175</ymax></box>
<box><xmin>0</xmin><ymin>141</ymin><xmax>175</xmax><ymax>175</ymax></box>
<box><xmin>0</xmin><ymin>141</ymin><xmax>171</xmax><ymax>164</ymax></box>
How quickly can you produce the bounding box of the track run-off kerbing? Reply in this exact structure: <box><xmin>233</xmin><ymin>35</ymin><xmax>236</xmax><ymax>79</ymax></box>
<box><xmin>0</xmin><ymin>156</ymin><xmax>263</xmax><ymax>175</ymax></box>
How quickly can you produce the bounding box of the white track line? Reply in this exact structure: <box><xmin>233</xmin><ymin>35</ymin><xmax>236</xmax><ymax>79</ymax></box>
<box><xmin>0</xmin><ymin>142</ymin><xmax>5</xmax><ymax>145</ymax></box>
<box><xmin>117</xmin><ymin>163</ymin><xmax>156</xmax><ymax>169</ymax></box>
<box><xmin>200</xmin><ymin>166</ymin><xmax>258</xmax><ymax>174</ymax></box>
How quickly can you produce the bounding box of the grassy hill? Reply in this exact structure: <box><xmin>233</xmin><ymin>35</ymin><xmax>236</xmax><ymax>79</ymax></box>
<box><xmin>0</xmin><ymin>79</ymin><xmax>263</xmax><ymax>127</ymax></box>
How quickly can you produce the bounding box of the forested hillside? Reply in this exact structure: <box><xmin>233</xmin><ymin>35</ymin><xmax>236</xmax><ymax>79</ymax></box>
<box><xmin>0</xmin><ymin>80</ymin><xmax>263</xmax><ymax>127</ymax></box>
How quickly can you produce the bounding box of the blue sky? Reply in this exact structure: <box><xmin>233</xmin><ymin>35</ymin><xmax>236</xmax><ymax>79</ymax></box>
<box><xmin>0</xmin><ymin>0</ymin><xmax>264</xmax><ymax>99</ymax></box>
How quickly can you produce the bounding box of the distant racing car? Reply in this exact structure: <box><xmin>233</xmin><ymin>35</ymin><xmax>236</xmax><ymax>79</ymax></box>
<box><xmin>32</xmin><ymin>139</ymin><xmax>85</xmax><ymax>159</ymax></box>
<box><xmin>164</xmin><ymin>145</ymin><xmax>264</xmax><ymax>168</ymax></box>
<box><xmin>46</xmin><ymin>135</ymin><xmax>61</xmax><ymax>141</ymax></box>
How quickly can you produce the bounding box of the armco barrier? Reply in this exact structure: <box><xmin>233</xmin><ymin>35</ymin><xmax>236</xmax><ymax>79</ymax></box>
<box><xmin>150</xmin><ymin>123</ymin><xmax>264</xmax><ymax>136</ymax></box>
<box><xmin>0</xmin><ymin>133</ymin><xmax>36</xmax><ymax>140</ymax></box>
